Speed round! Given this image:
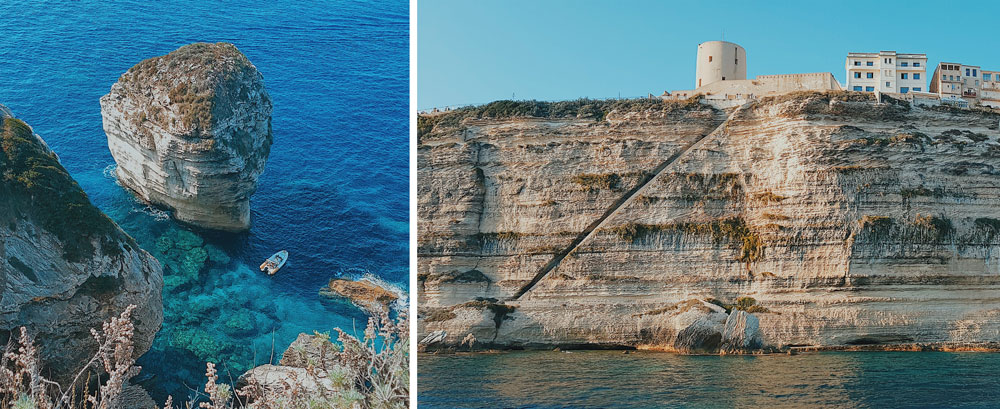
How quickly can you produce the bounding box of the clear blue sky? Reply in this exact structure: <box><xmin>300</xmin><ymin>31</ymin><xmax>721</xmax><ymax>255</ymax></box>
<box><xmin>417</xmin><ymin>0</ymin><xmax>1000</xmax><ymax>109</ymax></box>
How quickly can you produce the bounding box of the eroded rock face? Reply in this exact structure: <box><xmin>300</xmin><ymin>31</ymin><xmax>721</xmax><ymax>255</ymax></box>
<box><xmin>100</xmin><ymin>42</ymin><xmax>273</xmax><ymax>232</ymax></box>
<box><xmin>320</xmin><ymin>278</ymin><xmax>400</xmax><ymax>313</ymax></box>
<box><xmin>417</xmin><ymin>93</ymin><xmax>1000</xmax><ymax>352</ymax></box>
<box><xmin>721</xmin><ymin>310</ymin><xmax>762</xmax><ymax>353</ymax></box>
<box><xmin>239</xmin><ymin>333</ymin><xmax>348</xmax><ymax>398</ymax></box>
<box><xmin>0</xmin><ymin>106</ymin><xmax>163</xmax><ymax>383</ymax></box>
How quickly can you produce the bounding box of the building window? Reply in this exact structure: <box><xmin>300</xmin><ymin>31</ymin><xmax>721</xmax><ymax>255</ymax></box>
<box><xmin>966</xmin><ymin>68</ymin><xmax>971</xmax><ymax>76</ymax></box>
<box><xmin>886</xmin><ymin>82</ymin><xmax>891</xmax><ymax>87</ymax></box>
<box><xmin>914</xmin><ymin>62</ymin><xmax>921</xmax><ymax>67</ymax></box>
<box><xmin>866</xmin><ymin>86</ymin><xmax>874</xmax><ymax>91</ymax></box>
<box><xmin>867</xmin><ymin>61</ymin><xmax>874</xmax><ymax>66</ymax></box>
<box><xmin>854</xmin><ymin>72</ymin><xmax>861</xmax><ymax>78</ymax></box>
<box><xmin>853</xmin><ymin>86</ymin><xmax>863</xmax><ymax>91</ymax></box>
<box><xmin>914</xmin><ymin>73</ymin><xmax>920</xmax><ymax>80</ymax></box>
<box><xmin>987</xmin><ymin>74</ymin><xmax>993</xmax><ymax>81</ymax></box>
<box><xmin>901</xmin><ymin>62</ymin><xmax>909</xmax><ymax>67</ymax></box>
<box><xmin>867</xmin><ymin>72</ymin><xmax>874</xmax><ymax>78</ymax></box>
<box><xmin>709</xmin><ymin>56</ymin><xmax>713</xmax><ymax>62</ymax></box>
<box><xmin>854</xmin><ymin>61</ymin><xmax>861</xmax><ymax>66</ymax></box>
<box><xmin>913</xmin><ymin>87</ymin><xmax>922</xmax><ymax>91</ymax></box>
<box><xmin>973</xmin><ymin>69</ymin><xmax>977</xmax><ymax>76</ymax></box>
<box><xmin>901</xmin><ymin>73</ymin><xmax>908</xmax><ymax>79</ymax></box>
<box><xmin>901</xmin><ymin>87</ymin><xmax>909</xmax><ymax>93</ymax></box>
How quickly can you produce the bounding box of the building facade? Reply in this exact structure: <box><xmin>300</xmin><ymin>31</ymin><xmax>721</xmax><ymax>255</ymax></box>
<box><xmin>664</xmin><ymin>41</ymin><xmax>840</xmax><ymax>103</ymax></box>
<box><xmin>845</xmin><ymin>51</ymin><xmax>927</xmax><ymax>94</ymax></box>
<box><xmin>982</xmin><ymin>70</ymin><xmax>1000</xmax><ymax>108</ymax></box>
<box><xmin>929</xmin><ymin>62</ymin><xmax>1000</xmax><ymax>107</ymax></box>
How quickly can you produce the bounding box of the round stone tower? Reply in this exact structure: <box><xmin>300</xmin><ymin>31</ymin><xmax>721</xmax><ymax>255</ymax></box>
<box><xmin>695</xmin><ymin>41</ymin><xmax>747</xmax><ymax>88</ymax></box>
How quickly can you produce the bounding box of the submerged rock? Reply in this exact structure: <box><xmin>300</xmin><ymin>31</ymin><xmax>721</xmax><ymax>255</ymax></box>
<box><xmin>100</xmin><ymin>42</ymin><xmax>273</xmax><ymax>232</ymax></box>
<box><xmin>0</xmin><ymin>106</ymin><xmax>163</xmax><ymax>384</ymax></box>
<box><xmin>320</xmin><ymin>278</ymin><xmax>399</xmax><ymax>312</ymax></box>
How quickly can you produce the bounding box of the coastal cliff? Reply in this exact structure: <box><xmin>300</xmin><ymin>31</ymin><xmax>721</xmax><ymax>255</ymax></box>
<box><xmin>417</xmin><ymin>92</ymin><xmax>1000</xmax><ymax>353</ymax></box>
<box><xmin>100</xmin><ymin>42</ymin><xmax>273</xmax><ymax>232</ymax></box>
<box><xmin>0</xmin><ymin>106</ymin><xmax>163</xmax><ymax>382</ymax></box>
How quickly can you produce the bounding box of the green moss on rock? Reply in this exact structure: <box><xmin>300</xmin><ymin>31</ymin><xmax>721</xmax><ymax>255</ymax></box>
<box><xmin>1</xmin><ymin>117</ymin><xmax>130</xmax><ymax>262</ymax></box>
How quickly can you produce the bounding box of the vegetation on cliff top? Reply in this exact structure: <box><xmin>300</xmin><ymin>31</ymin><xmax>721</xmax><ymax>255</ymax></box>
<box><xmin>418</xmin><ymin>96</ymin><xmax>706</xmax><ymax>139</ymax></box>
<box><xmin>119</xmin><ymin>42</ymin><xmax>255</xmax><ymax>136</ymax></box>
<box><xmin>1</xmin><ymin>117</ymin><xmax>130</xmax><ymax>262</ymax></box>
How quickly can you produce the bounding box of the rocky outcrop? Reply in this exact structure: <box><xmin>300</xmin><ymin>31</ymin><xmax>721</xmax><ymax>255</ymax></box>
<box><xmin>320</xmin><ymin>277</ymin><xmax>400</xmax><ymax>313</ymax></box>
<box><xmin>100</xmin><ymin>42</ymin><xmax>273</xmax><ymax>232</ymax></box>
<box><xmin>238</xmin><ymin>333</ymin><xmax>349</xmax><ymax>398</ymax></box>
<box><xmin>721</xmin><ymin>310</ymin><xmax>762</xmax><ymax>353</ymax></box>
<box><xmin>0</xmin><ymin>106</ymin><xmax>163</xmax><ymax>383</ymax></box>
<box><xmin>417</xmin><ymin>93</ymin><xmax>1000</xmax><ymax>353</ymax></box>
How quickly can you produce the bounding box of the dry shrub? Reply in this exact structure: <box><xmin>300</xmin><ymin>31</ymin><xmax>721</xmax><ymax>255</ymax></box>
<box><xmin>1</xmin><ymin>306</ymin><xmax>409</xmax><ymax>409</ymax></box>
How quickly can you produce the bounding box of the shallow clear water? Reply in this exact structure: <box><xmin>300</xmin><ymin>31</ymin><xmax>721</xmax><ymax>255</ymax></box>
<box><xmin>0</xmin><ymin>0</ymin><xmax>407</xmax><ymax>401</ymax></box>
<box><xmin>419</xmin><ymin>350</ymin><xmax>1000</xmax><ymax>408</ymax></box>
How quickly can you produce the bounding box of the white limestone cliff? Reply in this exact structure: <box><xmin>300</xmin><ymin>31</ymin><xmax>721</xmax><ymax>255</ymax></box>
<box><xmin>417</xmin><ymin>93</ymin><xmax>1000</xmax><ymax>353</ymax></box>
<box><xmin>100</xmin><ymin>42</ymin><xmax>273</xmax><ymax>232</ymax></box>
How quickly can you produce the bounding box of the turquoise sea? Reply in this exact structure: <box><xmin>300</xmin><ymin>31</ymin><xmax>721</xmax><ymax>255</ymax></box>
<box><xmin>0</xmin><ymin>0</ymin><xmax>408</xmax><ymax>401</ymax></box>
<box><xmin>419</xmin><ymin>350</ymin><xmax>1000</xmax><ymax>408</ymax></box>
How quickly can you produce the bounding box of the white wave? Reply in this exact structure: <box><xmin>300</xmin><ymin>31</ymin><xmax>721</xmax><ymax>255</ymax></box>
<box><xmin>358</xmin><ymin>272</ymin><xmax>409</xmax><ymax>310</ymax></box>
<box><xmin>137</xmin><ymin>204</ymin><xmax>171</xmax><ymax>221</ymax></box>
<box><xmin>102</xmin><ymin>163</ymin><xmax>117</xmax><ymax>179</ymax></box>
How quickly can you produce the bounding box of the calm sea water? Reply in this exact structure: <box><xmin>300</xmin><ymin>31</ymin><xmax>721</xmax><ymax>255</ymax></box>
<box><xmin>419</xmin><ymin>351</ymin><xmax>1000</xmax><ymax>408</ymax></box>
<box><xmin>0</xmin><ymin>0</ymin><xmax>407</xmax><ymax>401</ymax></box>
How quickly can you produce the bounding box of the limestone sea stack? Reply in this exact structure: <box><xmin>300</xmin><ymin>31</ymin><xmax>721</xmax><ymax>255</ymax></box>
<box><xmin>100</xmin><ymin>42</ymin><xmax>273</xmax><ymax>232</ymax></box>
<box><xmin>0</xmin><ymin>106</ymin><xmax>163</xmax><ymax>383</ymax></box>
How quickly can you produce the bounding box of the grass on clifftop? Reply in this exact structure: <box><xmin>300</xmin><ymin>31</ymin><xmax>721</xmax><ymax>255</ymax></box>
<box><xmin>120</xmin><ymin>42</ymin><xmax>255</xmax><ymax>135</ymax></box>
<box><xmin>1</xmin><ymin>117</ymin><xmax>128</xmax><ymax>262</ymax></box>
<box><xmin>418</xmin><ymin>96</ymin><xmax>706</xmax><ymax>139</ymax></box>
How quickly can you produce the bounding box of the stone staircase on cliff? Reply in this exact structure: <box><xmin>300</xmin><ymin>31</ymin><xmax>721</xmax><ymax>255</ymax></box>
<box><xmin>508</xmin><ymin>106</ymin><xmax>739</xmax><ymax>300</ymax></box>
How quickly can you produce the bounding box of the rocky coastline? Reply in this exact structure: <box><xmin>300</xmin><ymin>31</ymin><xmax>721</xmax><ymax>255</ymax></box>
<box><xmin>417</xmin><ymin>92</ymin><xmax>1000</xmax><ymax>355</ymax></box>
<box><xmin>0</xmin><ymin>105</ymin><xmax>164</xmax><ymax>383</ymax></box>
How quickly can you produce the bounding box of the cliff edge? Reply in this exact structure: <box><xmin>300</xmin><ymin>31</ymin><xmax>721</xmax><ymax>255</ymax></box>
<box><xmin>0</xmin><ymin>106</ymin><xmax>163</xmax><ymax>382</ymax></box>
<box><xmin>417</xmin><ymin>93</ymin><xmax>1000</xmax><ymax>353</ymax></box>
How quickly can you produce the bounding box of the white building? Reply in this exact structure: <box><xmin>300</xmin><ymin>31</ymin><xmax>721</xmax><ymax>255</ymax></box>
<box><xmin>663</xmin><ymin>41</ymin><xmax>841</xmax><ymax>104</ymax></box>
<box><xmin>845</xmin><ymin>51</ymin><xmax>927</xmax><ymax>94</ymax></box>
<box><xmin>694</xmin><ymin>41</ymin><xmax>747</xmax><ymax>89</ymax></box>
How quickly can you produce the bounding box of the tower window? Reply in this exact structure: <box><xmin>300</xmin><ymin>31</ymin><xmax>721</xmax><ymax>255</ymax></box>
<box><xmin>709</xmin><ymin>56</ymin><xmax>713</xmax><ymax>62</ymax></box>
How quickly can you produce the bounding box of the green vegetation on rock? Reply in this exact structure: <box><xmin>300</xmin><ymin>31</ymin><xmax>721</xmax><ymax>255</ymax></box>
<box><xmin>606</xmin><ymin>216</ymin><xmax>765</xmax><ymax>264</ymax></box>
<box><xmin>0</xmin><ymin>117</ymin><xmax>130</xmax><ymax>262</ymax></box>
<box><xmin>572</xmin><ymin>173</ymin><xmax>621</xmax><ymax>191</ymax></box>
